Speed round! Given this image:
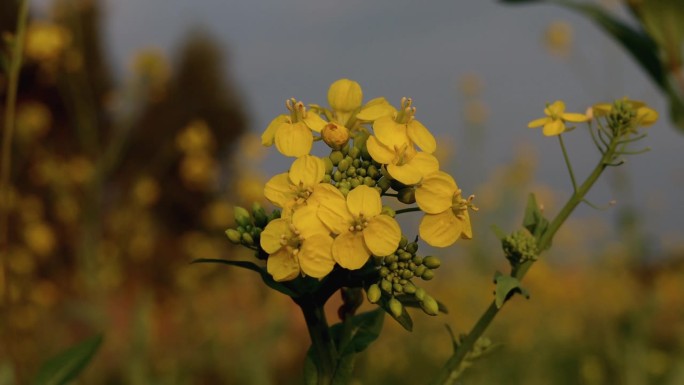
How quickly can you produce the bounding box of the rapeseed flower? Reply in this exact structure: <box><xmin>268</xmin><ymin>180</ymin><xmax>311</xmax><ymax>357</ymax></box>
<box><xmin>415</xmin><ymin>171</ymin><xmax>475</xmax><ymax>247</ymax></box>
<box><xmin>318</xmin><ymin>185</ymin><xmax>401</xmax><ymax>269</ymax></box>
<box><xmin>264</xmin><ymin>155</ymin><xmax>329</xmax><ymax>215</ymax></box>
<box><xmin>528</xmin><ymin>100</ymin><xmax>587</xmax><ymax>136</ymax></box>
<box><xmin>261</xmin><ymin>99</ymin><xmax>327</xmax><ymax>157</ymax></box>
<box><xmin>260</xmin><ymin>205</ymin><xmax>335</xmax><ymax>281</ymax></box>
<box><xmin>592</xmin><ymin>99</ymin><xmax>658</xmax><ymax>129</ymax></box>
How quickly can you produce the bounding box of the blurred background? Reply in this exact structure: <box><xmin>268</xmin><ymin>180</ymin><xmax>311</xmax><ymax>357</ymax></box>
<box><xmin>0</xmin><ymin>0</ymin><xmax>683</xmax><ymax>384</ymax></box>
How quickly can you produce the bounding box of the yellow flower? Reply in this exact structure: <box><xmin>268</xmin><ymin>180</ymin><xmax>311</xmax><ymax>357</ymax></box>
<box><xmin>264</xmin><ymin>155</ymin><xmax>332</xmax><ymax>215</ymax></box>
<box><xmin>260</xmin><ymin>205</ymin><xmax>335</xmax><ymax>281</ymax></box>
<box><xmin>25</xmin><ymin>22</ymin><xmax>71</xmax><ymax>62</ymax></box>
<box><xmin>318</xmin><ymin>185</ymin><xmax>401</xmax><ymax>269</ymax></box>
<box><xmin>592</xmin><ymin>99</ymin><xmax>658</xmax><ymax>128</ymax></box>
<box><xmin>415</xmin><ymin>171</ymin><xmax>475</xmax><ymax>247</ymax></box>
<box><xmin>261</xmin><ymin>99</ymin><xmax>327</xmax><ymax>157</ymax></box>
<box><xmin>528</xmin><ymin>100</ymin><xmax>587</xmax><ymax>136</ymax></box>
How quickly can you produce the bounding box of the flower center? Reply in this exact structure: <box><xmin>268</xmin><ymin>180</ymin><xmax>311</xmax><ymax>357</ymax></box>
<box><xmin>279</xmin><ymin>224</ymin><xmax>305</xmax><ymax>256</ymax></box>
<box><xmin>451</xmin><ymin>189</ymin><xmax>478</xmax><ymax>219</ymax></box>
<box><xmin>392</xmin><ymin>143</ymin><xmax>415</xmax><ymax>166</ymax></box>
<box><xmin>348</xmin><ymin>213</ymin><xmax>370</xmax><ymax>233</ymax></box>
<box><xmin>291</xmin><ymin>182</ymin><xmax>313</xmax><ymax>205</ymax></box>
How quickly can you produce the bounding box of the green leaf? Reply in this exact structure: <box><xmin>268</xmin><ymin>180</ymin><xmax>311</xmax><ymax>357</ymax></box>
<box><xmin>303</xmin><ymin>350</ymin><xmax>318</xmax><ymax>385</ymax></box>
<box><xmin>331</xmin><ymin>308</ymin><xmax>385</xmax><ymax>357</ymax></box>
<box><xmin>331</xmin><ymin>355</ymin><xmax>356</xmax><ymax>385</ymax></box>
<box><xmin>32</xmin><ymin>334</ymin><xmax>103</xmax><ymax>385</ymax></box>
<box><xmin>493</xmin><ymin>271</ymin><xmax>530</xmax><ymax>309</ymax></box>
<box><xmin>191</xmin><ymin>258</ymin><xmax>299</xmax><ymax>297</ymax></box>
<box><xmin>522</xmin><ymin>193</ymin><xmax>549</xmax><ymax>241</ymax></box>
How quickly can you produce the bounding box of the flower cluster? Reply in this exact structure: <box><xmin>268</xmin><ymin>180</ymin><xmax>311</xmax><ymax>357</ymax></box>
<box><xmin>225</xmin><ymin>79</ymin><xmax>477</xmax><ymax>319</ymax></box>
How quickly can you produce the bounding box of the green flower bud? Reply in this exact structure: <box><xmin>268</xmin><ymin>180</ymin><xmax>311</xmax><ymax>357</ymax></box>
<box><xmin>338</xmin><ymin>158</ymin><xmax>350</xmax><ymax>172</ymax></box>
<box><xmin>415</xmin><ymin>265</ymin><xmax>427</xmax><ymax>277</ymax></box>
<box><xmin>333</xmin><ymin>171</ymin><xmax>343</xmax><ymax>182</ymax></box>
<box><xmin>363</xmin><ymin>177</ymin><xmax>375</xmax><ymax>187</ymax></box>
<box><xmin>381</xmin><ymin>279</ymin><xmax>393</xmax><ymax>293</ymax></box>
<box><xmin>403</xmin><ymin>282</ymin><xmax>417</xmax><ymax>294</ymax></box>
<box><xmin>234</xmin><ymin>206</ymin><xmax>252</xmax><ymax>227</ymax></box>
<box><xmin>357</xmin><ymin>168</ymin><xmax>367</xmax><ymax>177</ymax></box>
<box><xmin>341</xmin><ymin>143</ymin><xmax>350</xmax><ymax>155</ymax></box>
<box><xmin>423</xmin><ymin>256</ymin><xmax>441</xmax><ymax>269</ymax></box>
<box><xmin>415</xmin><ymin>287</ymin><xmax>426</xmax><ymax>301</ymax></box>
<box><xmin>398</xmin><ymin>250</ymin><xmax>412</xmax><ymax>261</ymax></box>
<box><xmin>330</xmin><ymin>151</ymin><xmax>344</xmax><ymax>166</ymax></box>
<box><xmin>367</xmin><ymin>284</ymin><xmax>381</xmax><ymax>303</ymax></box>
<box><xmin>389</xmin><ymin>262</ymin><xmax>398</xmax><ymax>271</ymax></box>
<box><xmin>397</xmin><ymin>188</ymin><xmax>416</xmax><ymax>204</ymax></box>
<box><xmin>253</xmin><ymin>204</ymin><xmax>268</xmax><ymax>228</ymax></box>
<box><xmin>367</xmin><ymin>165</ymin><xmax>379</xmax><ymax>179</ymax></box>
<box><xmin>406</xmin><ymin>242</ymin><xmax>419</xmax><ymax>254</ymax></box>
<box><xmin>323</xmin><ymin>156</ymin><xmax>334</xmax><ymax>174</ymax></box>
<box><xmin>421</xmin><ymin>295</ymin><xmax>439</xmax><ymax>316</ymax></box>
<box><xmin>350</xmin><ymin>178</ymin><xmax>361</xmax><ymax>188</ymax></box>
<box><xmin>401</xmin><ymin>270</ymin><xmax>414</xmax><ymax>279</ymax></box>
<box><xmin>384</xmin><ymin>254</ymin><xmax>398</xmax><ymax>264</ymax></box>
<box><xmin>352</xmin><ymin>159</ymin><xmax>361</xmax><ymax>168</ymax></box>
<box><xmin>236</xmin><ymin>226</ymin><xmax>245</xmax><ymax>233</ymax></box>
<box><xmin>339</xmin><ymin>186</ymin><xmax>350</xmax><ymax>196</ymax></box>
<box><xmin>349</xmin><ymin>146</ymin><xmax>361</xmax><ymax>159</ymax></box>
<box><xmin>241</xmin><ymin>232</ymin><xmax>254</xmax><ymax>245</ymax></box>
<box><xmin>346</xmin><ymin>166</ymin><xmax>356</xmax><ymax>177</ymax></box>
<box><xmin>379</xmin><ymin>266</ymin><xmax>390</xmax><ymax>277</ymax></box>
<box><xmin>412</xmin><ymin>255</ymin><xmax>423</xmax><ymax>265</ymax></box>
<box><xmin>381</xmin><ymin>206</ymin><xmax>396</xmax><ymax>217</ymax></box>
<box><xmin>393</xmin><ymin>283</ymin><xmax>404</xmax><ymax>293</ymax></box>
<box><xmin>388</xmin><ymin>297</ymin><xmax>403</xmax><ymax>318</ymax></box>
<box><xmin>399</xmin><ymin>235</ymin><xmax>408</xmax><ymax>249</ymax></box>
<box><xmin>323</xmin><ymin>174</ymin><xmax>332</xmax><ymax>183</ymax></box>
<box><xmin>377</xmin><ymin>177</ymin><xmax>391</xmax><ymax>193</ymax></box>
<box><xmin>225</xmin><ymin>229</ymin><xmax>242</xmax><ymax>244</ymax></box>
<box><xmin>268</xmin><ymin>209</ymin><xmax>281</xmax><ymax>220</ymax></box>
<box><xmin>421</xmin><ymin>269</ymin><xmax>435</xmax><ymax>281</ymax></box>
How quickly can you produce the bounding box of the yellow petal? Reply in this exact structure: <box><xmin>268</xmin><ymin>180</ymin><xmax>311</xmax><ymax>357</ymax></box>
<box><xmin>309</xmin><ymin>183</ymin><xmax>343</xmax><ymax>207</ymax></box>
<box><xmin>415</xmin><ymin>171</ymin><xmax>457</xmax><ymax>214</ymax></box>
<box><xmin>260</xmin><ymin>218</ymin><xmax>291</xmax><ymax>254</ymax></box>
<box><xmin>561</xmin><ymin>112</ymin><xmax>588</xmax><ymax>123</ymax></box>
<box><xmin>373</xmin><ymin>116</ymin><xmax>409</xmax><ymax>149</ymax></box>
<box><xmin>366</xmin><ymin>135</ymin><xmax>395</xmax><ymax>164</ymax></box>
<box><xmin>289</xmin><ymin>155</ymin><xmax>325</xmax><ymax>187</ymax></box>
<box><xmin>356</xmin><ymin>97</ymin><xmax>396</xmax><ymax>121</ymax></box>
<box><xmin>303</xmin><ymin>112</ymin><xmax>327</xmax><ymax>133</ymax></box>
<box><xmin>419</xmin><ymin>210</ymin><xmax>463</xmax><ymax>248</ymax></box>
<box><xmin>346</xmin><ymin>185</ymin><xmax>382</xmax><ymax>218</ymax></box>
<box><xmin>407</xmin><ymin>119</ymin><xmax>436</xmax><ymax>153</ymax></box>
<box><xmin>387</xmin><ymin>152</ymin><xmax>439</xmax><ymax>185</ymax></box>
<box><xmin>261</xmin><ymin>115</ymin><xmax>289</xmax><ymax>146</ymax></box>
<box><xmin>363</xmin><ymin>215</ymin><xmax>401</xmax><ymax>257</ymax></box>
<box><xmin>542</xmin><ymin>119</ymin><xmax>565</xmax><ymax>136</ymax></box>
<box><xmin>328</xmin><ymin>78</ymin><xmax>363</xmax><ymax>113</ymax></box>
<box><xmin>275</xmin><ymin>122</ymin><xmax>313</xmax><ymax>157</ymax></box>
<box><xmin>292</xmin><ymin>204</ymin><xmax>327</xmax><ymax>238</ymax></box>
<box><xmin>299</xmin><ymin>234</ymin><xmax>335</xmax><ymax>278</ymax></box>
<box><xmin>317</xmin><ymin>189</ymin><xmax>354</xmax><ymax>234</ymax></box>
<box><xmin>267</xmin><ymin>249</ymin><xmax>300</xmax><ymax>281</ymax></box>
<box><xmin>527</xmin><ymin>117</ymin><xmax>549</xmax><ymax>128</ymax></box>
<box><xmin>264</xmin><ymin>173</ymin><xmax>294</xmax><ymax>208</ymax></box>
<box><xmin>636</xmin><ymin>107</ymin><xmax>658</xmax><ymax>126</ymax></box>
<box><xmin>545</xmin><ymin>100</ymin><xmax>565</xmax><ymax>116</ymax></box>
<box><xmin>332</xmin><ymin>231</ymin><xmax>370</xmax><ymax>270</ymax></box>
<box><xmin>591</xmin><ymin>103</ymin><xmax>612</xmax><ymax>116</ymax></box>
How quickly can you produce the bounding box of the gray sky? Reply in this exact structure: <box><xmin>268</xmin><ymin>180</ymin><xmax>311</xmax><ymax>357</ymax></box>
<box><xmin>36</xmin><ymin>0</ymin><xmax>683</xmax><ymax>254</ymax></box>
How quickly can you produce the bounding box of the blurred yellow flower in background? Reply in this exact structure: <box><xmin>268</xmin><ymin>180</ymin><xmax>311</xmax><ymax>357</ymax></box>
<box><xmin>528</xmin><ymin>100</ymin><xmax>587</xmax><ymax>136</ymax></box>
<box><xmin>544</xmin><ymin>21</ymin><xmax>573</xmax><ymax>57</ymax></box>
<box><xmin>16</xmin><ymin>101</ymin><xmax>52</xmax><ymax>142</ymax></box>
<box><xmin>25</xmin><ymin>21</ymin><xmax>71</xmax><ymax>62</ymax></box>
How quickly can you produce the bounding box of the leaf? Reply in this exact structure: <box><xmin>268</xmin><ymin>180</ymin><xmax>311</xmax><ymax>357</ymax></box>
<box><xmin>32</xmin><ymin>334</ymin><xmax>103</xmax><ymax>385</ymax></box>
<box><xmin>331</xmin><ymin>355</ymin><xmax>356</xmax><ymax>385</ymax></box>
<box><xmin>191</xmin><ymin>258</ymin><xmax>299</xmax><ymax>297</ymax></box>
<box><xmin>331</xmin><ymin>308</ymin><xmax>385</xmax><ymax>357</ymax></box>
<box><xmin>490</xmin><ymin>224</ymin><xmax>507</xmax><ymax>240</ymax></box>
<box><xmin>522</xmin><ymin>193</ymin><xmax>549</xmax><ymax>241</ymax></box>
<box><xmin>493</xmin><ymin>272</ymin><xmax>530</xmax><ymax>309</ymax></box>
<box><xmin>303</xmin><ymin>349</ymin><xmax>318</xmax><ymax>385</ymax></box>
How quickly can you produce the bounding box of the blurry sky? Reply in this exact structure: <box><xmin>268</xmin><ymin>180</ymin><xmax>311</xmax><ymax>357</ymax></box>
<box><xmin>35</xmin><ymin>0</ymin><xmax>684</xmax><ymax>254</ymax></box>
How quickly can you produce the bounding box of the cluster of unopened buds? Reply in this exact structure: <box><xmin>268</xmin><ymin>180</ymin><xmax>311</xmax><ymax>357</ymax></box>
<box><xmin>225</xmin><ymin>79</ymin><xmax>477</xmax><ymax>317</ymax></box>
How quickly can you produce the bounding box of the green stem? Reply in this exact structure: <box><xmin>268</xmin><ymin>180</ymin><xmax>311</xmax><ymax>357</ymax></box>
<box><xmin>299</xmin><ymin>299</ymin><xmax>338</xmax><ymax>385</ymax></box>
<box><xmin>430</xmin><ymin>138</ymin><xmax>619</xmax><ymax>385</ymax></box>
<box><xmin>394</xmin><ymin>207</ymin><xmax>421</xmax><ymax>215</ymax></box>
<box><xmin>0</xmin><ymin>0</ymin><xmax>30</xmax><ymax>305</ymax></box>
<box><xmin>558</xmin><ymin>134</ymin><xmax>577</xmax><ymax>192</ymax></box>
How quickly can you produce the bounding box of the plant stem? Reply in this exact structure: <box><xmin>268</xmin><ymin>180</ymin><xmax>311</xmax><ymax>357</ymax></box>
<box><xmin>558</xmin><ymin>134</ymin><xmax>577</xmax><ymax>192</ymax></box>
<box><xmin>430</xmin><ymin>138</ymin><xmax>619</xmax><ymax>385</ymax></box>
<box><xmin>299</xmin><ymin>299</ymin><xmax>337</xmax><ymax>385</ymax></box>
<box><xmin>394</xmin><ymin>207</ymin><xmax>421</xmax><ymax>215</ymax></box>
<box><xmin>0</xmin><ymin>0</ymin><xmax>30</xmax><ymax>305</ymax></box>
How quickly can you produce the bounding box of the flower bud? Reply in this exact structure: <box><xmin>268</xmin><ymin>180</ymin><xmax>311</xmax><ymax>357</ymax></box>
<box><xmin>363</xmin><ymin>177</ymin><xmax>376</xmax><ymax>187</ymax></box>
<box><xmin>329</xmin><ymin>151</ymin><xmax>344</xmax><ymax>166</ymax></box>
<box><xmin>399</xmin><ymin>235</ymin><xmax>408</xmax><ymax>249</ymax></box>
<box><xmin>349</xmin><ymin>146</ymin><xmax>361</xmax><ymax>159</ymax></box>
<box><xmin>415</xmin><ymin>287</ymin><xmax>426</xmax><ymax>301</ymax></box>
<box><xmin>381</xmin><ymin>206</ymin><xmax>395</xmax><ymax>218</ymax></box>
<box><xmin>328</xmin><ymin>78</ymin><xmax>363</xmax><ymax>113</ymax></box>
<box><xmin>337</xmin><ymin>158</ymin><xmax>350</xmax><ymax>172</ymax></box>
<box><xmin>415</xmin><ymin>265</ymin><xmax>427</xmax><ymax>277</ymax></box>
<box><xmin>412</xmin><ymin>255</ymin><xmax>423</xmax><ymax>265</ymax></box>
<box><xmin>376</xmin><ymin>177</ymin><xmax>391</xmax><ymax>193</ymax></box>
<box><xmin>388</xmin><ymin>297</ymin><xmax>403</xmax><ymax>318</ymax></box>
<box><xmin>421</xmin><ymin>295</ymin><xmax>439</xmax><ymax>316</ymax></box>
<box><xmin>367</xmin><ymin>284</ymin><xmax>381</xmax><ymax>303</ymax></box>
<box><xmin>241</xmin><ymin>232</ymin><xmax>254</xmax><ymax>245</ymax></box>
<box><xmin>423</xmin><ymin>256</ymin><xmax>441</xmax><ymax>269</ymax></box>
<box><xmin>268</xmin><ymin>209</ymin><xmax>281</xmax><ymax>220</ymax></box>
<box><xmin>252</xmin><ymin>203</ymin><xmax>268</xmax><ymax>228</ymax></box>
<box><xmin>421</xmin><ymin>269</ymin><xmax>435</xmax><ymax>281</ymax></box>
<box><xmin>225</xmin><ymin>229</ymin><xmax>242</xmax><ymax>244</ymax></box>
<box><xmin>397</xmin><ymin>188</ymin><xmax>416</xmax><ymax>204</ymax></box>
<box><xmin>321</xmin><ymin>122</ymin><xmax>350</xmax><ymax>150</ymax></box>
<box><xmin>234</xmin><ymin>206</ymin><xmax>252</xmax><ymax>227</ymax></box>
<box><xmin>381</xmin><ymin>279</ymin><xmax>393</xmax><ymax>293</ymax></box>
<box><xmin>403</xmin><ymin>282</ymin><xmax>417</xmax><ymax>294</ymax></box>
<box><xmin>322</xmin><ymin>156</ymin><xmax>334</xmax><ymax>174</ymax></box>
<box><xmin>406</xmin><ymin>242</ymin><xmax>419</xmax><ymax>254</ymax></box>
